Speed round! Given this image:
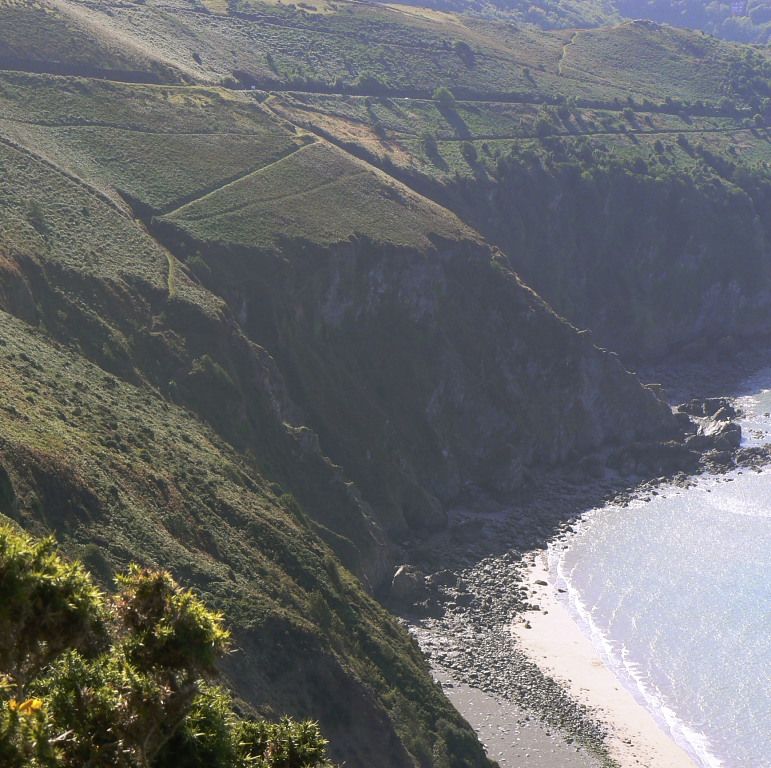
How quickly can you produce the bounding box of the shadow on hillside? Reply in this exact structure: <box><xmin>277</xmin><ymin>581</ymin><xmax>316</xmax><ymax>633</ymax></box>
<box><xmin>400</xmin><ymin>462</ymin><xmax>670</xmax><ymax>582</ymax></box>
<box><xmin>438</xmin><ymin>104</ymin><xmax>472</xmax><ymax>139</ymax></box>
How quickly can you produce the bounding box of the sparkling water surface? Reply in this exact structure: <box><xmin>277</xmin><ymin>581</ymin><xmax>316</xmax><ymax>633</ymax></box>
<box><xmin>551</xmin><ymin>374</ymin><xmax>771</xmax><ymax>768</ymax></box>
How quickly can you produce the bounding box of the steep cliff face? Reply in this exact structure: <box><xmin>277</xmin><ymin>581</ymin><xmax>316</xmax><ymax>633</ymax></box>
<box><xmin>443</xmin><ymin>158</ymin><xmax>771</xmax><ymax>361</ymax></box>
<box><xmin>156</xmin><ymin>224</ymin><xmax>675</xmax><ymax>534</ymax></box>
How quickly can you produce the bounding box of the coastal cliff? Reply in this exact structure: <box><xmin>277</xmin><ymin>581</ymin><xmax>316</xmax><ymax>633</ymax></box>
<box><xmin>0</xmin><ymin>1</ymin><xmax>762</xmax><ymax>764</ymax></box>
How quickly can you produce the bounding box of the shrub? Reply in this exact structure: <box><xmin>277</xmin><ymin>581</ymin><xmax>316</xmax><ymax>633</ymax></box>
<box><xmin>0</xmin><ymin>525</ymin><xmax>335</xmax><ymax>768</ymax></box>
<box><xmin>534</xmin><ymin>117</ymin><xmax>553</xmax><ymax>137</ymax></box>
<box><xmin>354</xmin><ymin>72</ymin><xmax>387</xmax><ymax>94</ymax></box>
<box><xmin>460</xmin><ymin>141</ymin><xmax>478</xmax><ymax>165</ymax></box>
<box><xmin>420</xmin><ymin>130</ymin><xmax>438</xmax><ymax>153</ymax></box>
<box><xmin>0</xmin><ymin>528</ymin><xmax>105</xmax><ymax>695</ymax></box>
<box><xmin>432</xmin><ymin>86</ymin><xmax>456</xmax><ymax>108</ymax></box>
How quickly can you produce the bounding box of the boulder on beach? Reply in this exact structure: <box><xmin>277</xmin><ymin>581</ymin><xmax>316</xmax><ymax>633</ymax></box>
<box><xmin>702</xmin><ymin>420</ymin><xmax>742</xmax><ymax>450</ymax></box>
<box><xmin>390</xmin><ymin>564</ymin><xmax>429</xmax><ymax>606</ymax></box>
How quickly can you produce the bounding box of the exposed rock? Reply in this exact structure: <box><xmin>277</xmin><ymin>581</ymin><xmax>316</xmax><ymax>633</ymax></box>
<box><xmin>673</xmin><ymin>410</ymin><xmax>697</xmax><ymax>431</ymax></box>
<box><xmin>685</xmin><ymin>433</ymin><xmax>716</xmax><ymax>451</ymax></box>
<box><xmin>427</xmin><ymin>569</ymin><xmax>459</xmax><ymax>588</ymax></box>
<box><xmin>454</xmin><ymin>592</ymin><xmax>475</xmax><ymax>607</ymax></box>
<box><xmin>702</xmin><ymin>420</ymin><xmax>742</xmax><ymax>449</ymax></box>
<box><xmin>390</xmin><ymin>565</ymin><xmax>429</xmax><ymax>605</ymax></box>
<box><xmin>607</xmin><ymin>440</ymin><xmax>700</xmax><ymax>475</ymax></box>
<box><xmin>677</xmin><ymin>397</ymin><xmax>737</xmax><ymax>419</ymax></box>
<box><xmin>712</xmin><ymin>406</ymin><xmax>735</xmax><ymax>422</ymax></box>
<box><xmin>704</xmin><ymin>398</ymin><xmax>736</xmax><ymax>419</ymax></box>
<box><xmin>703</xmin><ymin>449</ymin><xmax>734</xmax><ymax>466</ymax></box>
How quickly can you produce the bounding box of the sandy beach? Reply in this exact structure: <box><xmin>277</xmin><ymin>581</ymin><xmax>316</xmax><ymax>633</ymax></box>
<box><xmin>511</xmin><ymin>552</ymin><xmax>699</xmax><ymax>768</ymax></box>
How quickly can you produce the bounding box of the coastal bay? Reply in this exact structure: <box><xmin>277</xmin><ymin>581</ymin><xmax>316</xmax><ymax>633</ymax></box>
<box><xmin>408</xmin><ymin>358</ymin><xmax>771</xmax><ymax>768</ymax></box>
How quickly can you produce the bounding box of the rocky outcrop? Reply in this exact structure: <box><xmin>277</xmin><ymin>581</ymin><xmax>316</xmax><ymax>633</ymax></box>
<box><xmin>174</xmin><ymin>233</ymin><xmax>678</xmax><ymax>538</ymax></box>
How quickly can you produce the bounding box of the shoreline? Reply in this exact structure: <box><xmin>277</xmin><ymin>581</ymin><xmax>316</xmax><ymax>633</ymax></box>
<box><xmin>403</xmin><ymin>350</ymin><xmax>771</xmax><ymax>768</ymax></box>
<box><xmin>511</xmin><ymin>551</ymin><xmax>700</xmax><ymax>768</ymax></box>
<box><xmin>430</xmin><ymin>663</ymin><xmax>602</xmax><ymax>768</ymax></box>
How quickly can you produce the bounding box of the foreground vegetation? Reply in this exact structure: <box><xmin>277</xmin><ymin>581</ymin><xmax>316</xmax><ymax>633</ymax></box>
<box><xmin>0</xmin><ymin>524</ymin><xmax>333</xmax><ymax>768</ymax></box>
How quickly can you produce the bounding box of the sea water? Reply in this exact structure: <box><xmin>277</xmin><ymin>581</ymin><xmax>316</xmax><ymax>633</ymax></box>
<box><xmin>551</xmin><ymin>373</ymin><xmax>771</xmax><ymax>768</ymax></box>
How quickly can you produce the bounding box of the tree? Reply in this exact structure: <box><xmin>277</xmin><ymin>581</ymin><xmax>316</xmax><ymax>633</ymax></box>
<box><xmin>432</xmin><ymin>86</ymin><xmax>456</xmax><ymax>108</ymax></box>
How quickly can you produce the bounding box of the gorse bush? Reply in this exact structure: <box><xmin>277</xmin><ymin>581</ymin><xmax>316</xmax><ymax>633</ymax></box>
<box><xmin>0</xmin><ymin>525</ymin><xmax>334</xmax><ymax>768</ymax></box>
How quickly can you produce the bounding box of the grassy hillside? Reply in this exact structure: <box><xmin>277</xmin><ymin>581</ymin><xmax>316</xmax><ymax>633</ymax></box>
<box><xmin>10</xmin><ymin>2</ymin><xmax>770</xmax><ymax>362</ymax></box>
<box><xmin>375</xmin><ymin>0</ymin><xmax>771</xmax><ymax>43</ymax></box>
<box><xmin>10</xmin><ymin>0</ymin><xmax>769</xmax><ymax>107</ymax></box>
<box><xmin>0</xmin><ymin>313</ymin><xmax>489</xmax><ymax>768</ymax></box>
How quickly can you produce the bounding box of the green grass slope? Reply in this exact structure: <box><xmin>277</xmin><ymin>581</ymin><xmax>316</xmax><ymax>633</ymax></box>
<box><xmin>0</xmin><ymin>0</ymin><xmax>190</xmax><ymax>82</ymax></box>
<box><xmin>159</xmin><ymin>140</ymin><xmax>472</xmax><ymax>249</ymax></box>
<box><xmin>33</xmin><ymin>0</ymin><xmax>771</xmax><ymax>110</ymax></box>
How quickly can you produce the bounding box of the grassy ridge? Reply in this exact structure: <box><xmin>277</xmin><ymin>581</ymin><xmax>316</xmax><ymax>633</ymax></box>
<box><xmin>161</xmin><ymin>140</ymin><xmax>472</xmax><ymax>248</ymax></box>
<box><xmin>0</xmin><ymin>0</ymin><xmax>189</xmax><ymax>82</ymax></box>
<box><xmin>31</xmin><ymin>0</ymin><xmax>771</xmax><ymax>110</ymax></box>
